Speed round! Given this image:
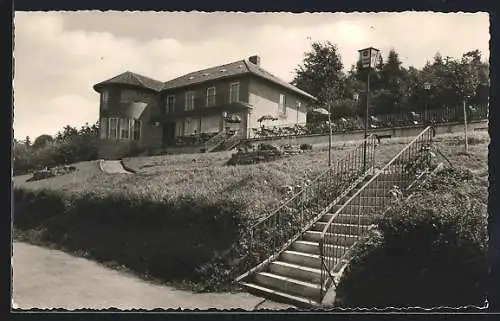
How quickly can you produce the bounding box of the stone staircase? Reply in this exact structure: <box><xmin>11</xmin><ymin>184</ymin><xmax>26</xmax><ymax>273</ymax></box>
<box><xmin>238</xmin><ymin>172</ymin><xmax>395</xmax><ymax>308</ymax></box>
<box><xmin>211</xmin><ymin>132</ymin><xmax>242</xmax><ymax>152</ymax></box>
<box><xmin>237</xmin><ymin>127</ymin><xmax>435</xmax><ymax>309</ymax></box>
<box><xmin>205</xmin><ymin>129</ymin><xmax>242</xmax><ymax>153</ymax></box>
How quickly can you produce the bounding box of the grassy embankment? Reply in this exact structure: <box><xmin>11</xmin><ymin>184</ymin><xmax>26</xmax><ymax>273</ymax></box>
<box><xmin>13</xmin><ymin>131</ymin><xmax>489</xmax><ymax>292</ymax></box>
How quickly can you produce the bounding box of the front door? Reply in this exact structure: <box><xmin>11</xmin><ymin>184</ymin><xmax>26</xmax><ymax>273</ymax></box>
<box><xmin>162</xmin><ymin>122</ymin><xmax>176</xmax><ymax>146</ymax></box>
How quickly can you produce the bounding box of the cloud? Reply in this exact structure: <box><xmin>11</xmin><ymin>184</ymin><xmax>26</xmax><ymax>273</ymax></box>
<box><xmin>13</xmin><ymin>11</ymin><xmax>489</xmax><ymax>139</ymax></box>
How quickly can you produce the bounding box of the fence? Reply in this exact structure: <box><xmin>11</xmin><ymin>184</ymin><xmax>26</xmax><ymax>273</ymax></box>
<box><xmin>246</xmin><ymin>104</ymin><xmax>487</xmax><ymax>140</ymax></box>
<box><xmin>318</xmin><ymin>126</ymin><xmax>436</xmax><ymax>298</ymax></box>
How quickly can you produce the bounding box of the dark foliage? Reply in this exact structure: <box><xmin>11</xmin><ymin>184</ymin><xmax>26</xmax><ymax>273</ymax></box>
<box><xmin>335</xmin><ymin>167</ymin><xmax>488</xmax><ymax>308</ymax></box>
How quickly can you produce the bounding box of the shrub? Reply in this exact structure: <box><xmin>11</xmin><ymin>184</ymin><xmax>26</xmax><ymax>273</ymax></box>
<box><xmin>335</xmin><ymin>167</ymin><xmax>488</xmax><ymax>308</ymax></box>
<box><xmin>13</xmin><ymin>187</ymin><xmax>251</xmax><ymax>290</ymax></box>
<box><xmin>300</xmin><ymin>143</ymin><xmax>313</xmax><ymax>150</ymax></box>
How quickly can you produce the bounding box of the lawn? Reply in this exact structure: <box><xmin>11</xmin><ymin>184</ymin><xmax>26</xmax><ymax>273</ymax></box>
<box><xmin>14</xmin><ymin>131</ymin><xmax>489</xmax><ymax>221</ymax></box>
<box><xmin>12</xmin><ymin>130</ymin><xmax>489</xmax><ymax>292</ymax></box>
<box><xmin>14</xmin><ymin>139</ymin><xmax>375</xmax><ymax>220</ymax></box>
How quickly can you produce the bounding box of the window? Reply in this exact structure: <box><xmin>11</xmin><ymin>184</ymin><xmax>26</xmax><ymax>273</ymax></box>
<box><xmin>133</xmin><ymin>119</ymin><xmax>141</xmax><ymax>140</ymax></box>
<box><xmin>120</xmin><ymin>118</ymin><xmax>131</xmax><ymax>139</ymax></box>
<box><xmin>229</xmin><ymin>82</ymin><xmax>240</xmax><ymax>103</ymax></box>
<box><xmin>101</xmin><ymin>90</ymin><xmax>109</xmax><ymax>109</ymax></box>
<box><xmin>109</xmin><ymin>118</ymin><xmax>119</xmax><ymax>139</ymax></box>
<box><xmin>166</xmin><ymin>95</ymin><xmax>175</xmax><ymax>114</ymax></box>
<box><xmin>279</xmin><ymin>94</ymin><xmax>287</xmax><ymax>117</ymax></box>
<box><xmin>100</xmin><ymin>118</ymin><xmax>108</xmax><ymax>139</ymax></box>
<box><xmin>206</xmin><ymin>87</ymin><xmax>216</xmax><ymax>106</ymax></box>
<box><xmin>185</xmin><ymin>91</ymin><xmax>195</xmax><ymax>110</ymax></box>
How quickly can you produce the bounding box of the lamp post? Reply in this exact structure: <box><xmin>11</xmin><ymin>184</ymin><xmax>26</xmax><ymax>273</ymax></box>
<box><xmin>358</xmin><ymin>47</ymin><xmax>380</xmax><ymax>171</ymax></box>
<box><xmin>424</xmin><ymin>82</ymin><xmax>431</xmax><ymax>125</ymax></box>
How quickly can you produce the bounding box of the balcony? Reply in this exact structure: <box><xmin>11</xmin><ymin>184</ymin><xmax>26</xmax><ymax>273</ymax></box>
<box><xmin>165</xmin><ymin>92</ymin><xmax>251</xmax><ymax>118</ymax></box>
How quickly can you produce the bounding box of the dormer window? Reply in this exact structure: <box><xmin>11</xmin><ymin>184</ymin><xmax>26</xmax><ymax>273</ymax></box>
<box><xmin>219</xmin><ymin>69</ymin><xmax>227</xmax><ymax>73</ymax></box>
<box><xmin>202</xmin><ymin>73</ymin><xmax>210</xmax><ymax>76</ymax></box>
<box><xmin>188</xmin><ymin>76</ymin><xmax>195</xmax><ymax>80</ymax></box>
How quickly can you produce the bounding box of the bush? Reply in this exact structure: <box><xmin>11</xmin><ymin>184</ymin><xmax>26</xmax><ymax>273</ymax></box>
<box><xmin>13</xmin><ymin>123</ymin><xmax>99</xmax><ymax>175</ymax></box>
<box><xmin>335</xmin><ymin>167</ymin><xmax>488</xmax><ymax>308</ymax></box>
<box><xmin>27</xmin><ymin>165</ymin><xmax>78</xmax><ymax>182</ymax></box>
<box><xmin>13</xmin><ymin>187</ymin><xmax>251</xmax><ymax>291</ymax></box>
<box><xmin>300</xmin><ymin>143</ymin><xmax>313</xmax><ymax>150</ymax></box>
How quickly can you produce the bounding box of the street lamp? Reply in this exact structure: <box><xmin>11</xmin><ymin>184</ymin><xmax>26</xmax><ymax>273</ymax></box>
<box><xmin>358</xmin><ymin>47</ymin><xmax>380</xmax><ymax>171</ymax></box>
<box><xmin>423</xmin><ymin>82</ymin><xmax>431</xmax><ymax>124</ymax></box>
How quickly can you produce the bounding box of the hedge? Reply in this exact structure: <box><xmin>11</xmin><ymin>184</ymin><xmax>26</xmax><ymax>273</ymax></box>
<box><xmin>13</xmin><ymin>187</ymin><xmax>252</xmax><ymax>291</ymax></box>
<box><xmin>335</xmin><ymin>167</ymin><xmax>488</xmax><ymax>308</ymax></box>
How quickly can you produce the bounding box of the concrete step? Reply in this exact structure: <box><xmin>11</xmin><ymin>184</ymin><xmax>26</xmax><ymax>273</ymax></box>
<box><xmin>331</xmin><ymin>204</ymin><xmax>379</xmax><ymax>215</ymax></box>
<box><xmin>341</xmin><ymin>196</ymin><xmax>388</xmax><ymax>207</ymax></box>
<box><xmin>280</xmin><ymin>250</ymin><xmax>340</xmax><ymax>270</ymax></box>
<box><xmin>268</xmin><ymin>260</ymin><xmax>322</xmax><ymax>284</ymax></box>
<box><xmin>311</xmin><ymin>221</ymin><xmax>369</xmax><ymax>235</ymax></box>
<box><xmin>303</xmin><ymin>231</ymin><xmax>358</xmax><ymax>246</ymax></box>
<box><xmin>291</xmin><ymin>240</ymin><xmax>349</xmax><ymax>256</ymax></box>
<box><xmin>319</xmin><ymin>213</ymin><xmax>373</xmax><ymax>225</ymax></box>
<box><xmin>291</xmin><ymin>240</ymin><xmax>321</xmax><ymax>255</ymax></box>
<box><xmin>254</xmin><ymin>272</ymin><xmax>322</xmax><ymax>301</ymax></box>
<box><xmin>240</xmin><ymin>282</ymin><xmax>322</xmax><ymax>309</ymax></box>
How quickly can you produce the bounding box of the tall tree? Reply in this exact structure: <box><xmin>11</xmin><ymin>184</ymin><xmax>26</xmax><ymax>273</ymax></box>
<box><xmin>32</xmin><ymin>134</ymin><xmax>54</xmax><ymax>149</ymax></box>
<box><xmin>376</xmin><ymin>49</ymin><xmax>409</xmax><ymax>113</ymax></box>
<box><xmin>291</xmin><ymin>41</ymin><xmax>345</xmax><ymax>108</ymax></box>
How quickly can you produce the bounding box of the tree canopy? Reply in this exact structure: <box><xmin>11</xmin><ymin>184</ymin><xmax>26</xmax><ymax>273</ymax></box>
<box><xmin>292</xmin><ymin>44</ymin><xmax>489</xmax><ymax>118</ymax></box>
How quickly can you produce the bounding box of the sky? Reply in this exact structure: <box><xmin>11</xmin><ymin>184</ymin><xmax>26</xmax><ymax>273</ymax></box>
<box><xmin>13</xmin><ymin>11</ymin><xmax>490</xmax><ymax>140</ymax></box>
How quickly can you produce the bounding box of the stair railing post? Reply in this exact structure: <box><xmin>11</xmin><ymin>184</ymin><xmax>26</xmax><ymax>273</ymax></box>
<box><xmin>319</xmin><ymin>237</ymin><xmax>324</xmax><ymax>299</ymax></box>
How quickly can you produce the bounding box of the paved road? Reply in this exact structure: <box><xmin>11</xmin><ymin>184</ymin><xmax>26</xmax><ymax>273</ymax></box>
<box><xmin>12</xmin><ymin>242</ymin><xmax>293</xmax><ymax>310</ymax></box>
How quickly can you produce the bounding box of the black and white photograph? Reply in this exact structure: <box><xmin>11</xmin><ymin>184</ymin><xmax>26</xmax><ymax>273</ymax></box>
<box><xmin>11</xmin><ymin>11</ymin><xmax>491</xmax><ymax>310</ymax></box>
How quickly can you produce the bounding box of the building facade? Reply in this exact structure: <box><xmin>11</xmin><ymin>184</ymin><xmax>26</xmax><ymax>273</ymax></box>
<box><xmin>94</xmin><ymin>55</ymin><xmax>317</xmax><ymax>159</ymax></box>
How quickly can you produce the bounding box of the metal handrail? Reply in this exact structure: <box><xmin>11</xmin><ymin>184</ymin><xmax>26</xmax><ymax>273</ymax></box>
<box><xmin>243</xmin><ymin>134</ymin><xmax>379</xmax><ymax>274</ymax></box>
<box><xmin>318</xmin><ymin>126</ymin><xmax>436</xmax><ymax>297</ymax></box>
<box><xmin>252</xmin><ymin>134</ymin><xmax>378</xmax><ymax>230</ymax></box>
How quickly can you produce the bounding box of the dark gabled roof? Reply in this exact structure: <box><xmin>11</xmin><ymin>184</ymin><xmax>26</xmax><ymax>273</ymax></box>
<box><xmin>92</xmin><ymin>58</ymin><xmax>317</xmax><ymax>101</ymax></box>
<box><xmin>163</xmin><ymin>59</ymin><xmax>317</xmax><ymax>101</ymax></box>
<box><xmin>93</xmin><ymin>71</ymin><xmax>164</xmax><ymax>93</ymax></box>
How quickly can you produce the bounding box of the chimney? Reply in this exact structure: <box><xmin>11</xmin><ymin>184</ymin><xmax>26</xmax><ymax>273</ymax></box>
<box><xmin>248</xmin><ymin>55</ymin><xmax>261</xmax><ymax>66</ymax></box>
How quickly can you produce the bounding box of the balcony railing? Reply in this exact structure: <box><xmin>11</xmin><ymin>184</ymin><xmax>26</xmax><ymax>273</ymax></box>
<box><xmin>165</xmin><ymin>92</ymin><xmax>245</xmax><ymax>115</ymax></box>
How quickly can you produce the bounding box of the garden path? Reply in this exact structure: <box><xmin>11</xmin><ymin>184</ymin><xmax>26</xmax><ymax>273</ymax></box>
<box><xmin>12</xmin><ymin>242</ymin><xmax>293</xmax><ymax>311</ymax></box>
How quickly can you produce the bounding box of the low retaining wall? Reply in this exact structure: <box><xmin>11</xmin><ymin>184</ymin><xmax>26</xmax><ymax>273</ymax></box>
<box><xmin>148</xmin><ymin>120</ymin><xmax>487</xmax><ymax>156</ymax></box>
<box><xmin>242</xmin><ymin>120</ymin><xmax>488</xmax><ymax>147</ymax></box>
